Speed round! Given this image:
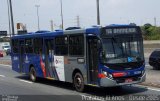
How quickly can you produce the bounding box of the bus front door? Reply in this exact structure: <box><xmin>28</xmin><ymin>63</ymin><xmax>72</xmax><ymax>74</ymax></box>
<box><xmin>87</xmin><ymin>37</ymin><xmax>99</xmax><ymax>84</ymax></box>
<box><xmin>19</xmin><ymin>40</ymin><xmax>25</xmax><ymax>73</ymax></box>
<box><xmin>44</xmin><ymin>39</ymin><xmax>55</xmax><ymax>78</ymax></box>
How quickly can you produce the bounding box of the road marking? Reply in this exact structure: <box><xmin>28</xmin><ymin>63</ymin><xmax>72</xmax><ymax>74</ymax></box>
<box><xmin>147</xmin><ymin>88</ymin><xmax>160</xmax><ymax>92</ymax></box>
<box><xmin>137</xmin><ymin>85</ymin><xmax>160</xmax><ymax>92</ymax></box>
<box><xmin>0</xmin><ymin>64</ymin><xmax>11</xmax><ymax>67</ymax></box>
<box><xmin>0</xmin><ymin>75</ymin><xmax>5</xmax><ymax>77</ymax></box>
<box><xmin>19</xmin><ymin>80</ymin><xmax>33</xmax><ymax>84</ymax></box>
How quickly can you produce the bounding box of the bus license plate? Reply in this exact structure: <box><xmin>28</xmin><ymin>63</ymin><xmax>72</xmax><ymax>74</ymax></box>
<box><xmin>125</xmin><ymin>78</ymin><xmax>133</xmax><ymax>83</ymax></box>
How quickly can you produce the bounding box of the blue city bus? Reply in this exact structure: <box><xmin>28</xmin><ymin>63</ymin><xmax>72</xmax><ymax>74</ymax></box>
<box><xmin>11</xmin><ymin>25</ymin><xmax>145</xmax><ymax>92</ymax></box>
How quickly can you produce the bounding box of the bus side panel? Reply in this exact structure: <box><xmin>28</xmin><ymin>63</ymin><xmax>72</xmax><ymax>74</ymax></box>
<box><xmin>24</xmin><ymin>54</ymin><xmax>44</xmax><ymax>78</ymax></box>
<box><xmin>35</xmin><ymin>55</ymin><xmax>47</xmax><ymax>78</ymax></box>
<box><xmin>64</xmin><ymin>56</ymin><xmax>87</xmax><ymax>84</ymax></box>
<box><xmin>11</xmin><ymin>54</ymin><xmax>20</xmax><ymax>73</ymax></box>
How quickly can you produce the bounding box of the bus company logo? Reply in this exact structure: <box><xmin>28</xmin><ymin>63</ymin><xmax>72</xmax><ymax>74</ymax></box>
<box><xmin>13</xmin><ymin>57</ymin><xmax>18</xmax><ymax>60</ymax></box>
<box><xmin>55</xmin><ymin>59</ymin><xmax>63</xmax><ymax>64</ymax></box>
<box><xmin>25</xmin><ymin>55</ymin><xmax>28</xmax><ymax>61</ymax></box>
<box><xmin>55</xmin><ymin>59</ymin><xmax>58</xmax><ymax>64</ymax></box>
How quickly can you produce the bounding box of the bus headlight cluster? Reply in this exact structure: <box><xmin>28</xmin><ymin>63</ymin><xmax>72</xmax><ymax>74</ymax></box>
<box><xmin>108</xmin><ymin>73</ymin><xmax>113</xmax><ymax>79</ymax></box>
<box><xmin>141</xmin><ymin>70</ymin><xmax>145</xmax><ymax>75</ymax></box>
<box><xmin>103</xmin><ymin>71</ymin><xmax>107</xmax><ymax>76</ymax></box>
<box><xmin>102</xmin><ymin>71</ymin><xmax>113</xmax><ymax>79</ymax></box>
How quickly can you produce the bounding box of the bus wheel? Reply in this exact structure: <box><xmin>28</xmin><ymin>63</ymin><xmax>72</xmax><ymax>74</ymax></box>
<box><xmin>29</xmin><ymin>67</ymin><xmax>36</xmax><ymax>82</ymax></box>
<box><xmin>73</xmin><ymin>72</ymin><xmax>85</xmax><ymax>92</ymax></box>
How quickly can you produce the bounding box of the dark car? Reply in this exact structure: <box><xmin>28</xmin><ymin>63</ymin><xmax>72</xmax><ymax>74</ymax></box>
<box><xmin>6</xmin><ymin>49</ymin><xmax>11</xmax><ymax>55</ymax></box>
<box><xmin>149</xmin><ymin>49</ymin><xmax>160</xmax><ymax>70</ymax></box>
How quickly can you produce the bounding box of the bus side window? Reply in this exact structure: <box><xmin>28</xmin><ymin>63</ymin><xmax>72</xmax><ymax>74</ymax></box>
<box><xmin>25</xmin><ymin>39</ymin><xmax>34</xmax><ymax>53</ymax></box>
<box><xmin>12</xmin><ymin>39</ymin><xmax>19</xmax><ymax>53</ymax></box>
<box><xmin>55</xmin><ymin>36</ymin><xmax>68</xmax><ymax>55</ymax></box>
<box><xmin>34</xmin><ymin>38</ymin><xmax>43</xmax><ymax>54</ymax></box>
<box><xmin>69</xmin><ymin>35</ymin><xmax>84</xmax><ymax>56</ymax></box>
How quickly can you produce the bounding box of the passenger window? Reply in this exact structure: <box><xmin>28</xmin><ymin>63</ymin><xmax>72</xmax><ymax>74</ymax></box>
<box><xmin>12</xmin><ymin>39</ymin><xmax>19</xmax><ymax>53</ymax></box>
<box><xmin>69</xmin><ymin>34</ymin><xmax>84</xmax><ymax>56</ymax></box>
<box><xmin>55</xmin><ymin>36</ymin><xmax>68</xmax><ymax>55</ymax></box>
<box><xmin>25</xmin><ymin>39</ymin><xmax>34</xmax><ymax>53</ymax></box>
<box><xmin>34</xmin><ymin>38</ymin><xmax>43</xmax><ymax>54</ymax></box>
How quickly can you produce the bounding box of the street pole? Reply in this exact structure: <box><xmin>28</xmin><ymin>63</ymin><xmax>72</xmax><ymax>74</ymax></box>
<box><xmin>76</xmin><ymin>16</ymin><xmax>80</xmax><ymax>27</ymax></box>
<box><xmin>7</xmin><ymin>0</ymin><xmax>12</xmax><ymax>46</ymax></box>
<box><xmin>96</xmin><ymin>0</ymin><xmax>100</xmax><ymax>25</ymax></box>
<box><xmin>7</xmin><ymin>0</ymin><xmax>11</xmax><ymax>37</ymax></box>
<box><xmin>50</xmin><ymin>20</ymin><xmax>54</xmax><ymax>31</ymax></box>
<box><xmin>35</xmin><ymin>5</ymin><xmax>40</xmax><ymax>31</ymax></box>
<box><xmin>60</xmin><ymin>0</ymin><xmax>64</xmax><ymax>30</ymax></box>
<box><xmin>9</xmin><ymin>0</ymin><xmax>15</xmax><ymax>35</ymax></box>
<box><xmin>154</xmin><ymin>17</ymin><xmax>157</xmax><ymax>27</ymax></box>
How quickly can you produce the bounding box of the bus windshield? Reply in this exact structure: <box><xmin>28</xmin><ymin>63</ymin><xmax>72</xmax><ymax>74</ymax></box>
<box><xmin>101</xmin><ymin>37</ymin><xmax>144</xmax><ymax>64</ymax></box>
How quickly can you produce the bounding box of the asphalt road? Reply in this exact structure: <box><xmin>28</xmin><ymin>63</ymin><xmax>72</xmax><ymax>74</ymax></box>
<box><xmin>0</xmin><ymin>55</ymin><xmax>11</xmax><ymax>61</ymax></box>
<box><xmin>0</xmin><ymin>64</ymin><xmax>160</xmax><ymax>101</ymax></box>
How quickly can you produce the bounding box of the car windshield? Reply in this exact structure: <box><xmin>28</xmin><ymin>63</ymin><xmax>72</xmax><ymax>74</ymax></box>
<box><xmin>101</xmin><ymin>37</ymin><xmax>144</xmax><ymax>64</ymax></box>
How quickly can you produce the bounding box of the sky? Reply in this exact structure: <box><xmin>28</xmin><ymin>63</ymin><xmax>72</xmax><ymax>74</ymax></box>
<box><xmin>0</xmin><ymin>0</ymin><xmax>160</xmax><ymax>33</ymax></box>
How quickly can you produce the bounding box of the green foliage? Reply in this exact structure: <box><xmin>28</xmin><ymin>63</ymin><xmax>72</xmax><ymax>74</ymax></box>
<box><xmin>141</xmin><ymin>23</ymin><xmax>160</xmax><ymax>40</ymax></box>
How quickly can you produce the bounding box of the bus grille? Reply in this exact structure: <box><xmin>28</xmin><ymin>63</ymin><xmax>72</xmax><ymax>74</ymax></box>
<box><xmin>114</xmin><ymin>74</ymin><xmax>142</xmax><ymax>83</ymax></box>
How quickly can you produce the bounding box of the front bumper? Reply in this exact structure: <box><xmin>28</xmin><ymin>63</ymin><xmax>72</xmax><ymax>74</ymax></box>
<box><xmin>100</xmin><ymin>72</ymin><xmax>146</xmax><ymax>87</ymax></box>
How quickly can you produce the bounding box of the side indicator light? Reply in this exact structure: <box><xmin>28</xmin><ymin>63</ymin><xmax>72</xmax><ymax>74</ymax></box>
<box><xmin>98</xmin><ymin>73</ymin><xmax>107</xmax><ymax>78</ymax></box>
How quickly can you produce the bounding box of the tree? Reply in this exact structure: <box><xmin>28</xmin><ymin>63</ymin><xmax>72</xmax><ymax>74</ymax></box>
<box><xmin>143</xmin><ymin>23</ymin><xmax>152</xmax><ymax>35</ymax></box>
<box><xmin>142</xmin><ymin>23</ymin><xmax>160</xmax><ymax>40</ymax></box>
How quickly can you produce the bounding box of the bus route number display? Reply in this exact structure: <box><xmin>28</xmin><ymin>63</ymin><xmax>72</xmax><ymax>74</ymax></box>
<box><xmin>106</xmin><ymin>28</ymin><xmax>137</xmax><ymax>35</ymax></box>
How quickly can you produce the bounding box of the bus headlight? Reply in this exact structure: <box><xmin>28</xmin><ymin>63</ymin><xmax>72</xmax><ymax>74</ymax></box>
<box><xmin>103</xmin><ymin>71</ymin><xmax>107</xmax><ymax>76</ymax></box>
<box><xmin>102</xmin><ymin>71</ymin><xmax>113</xmax><ymax>79</ymax></box>
<box><xmin>108</xmin><ymin>74</ymin><xmax>113</xmax><ymax>79</ymax></box>
<box><xmin>142</xmin><ymin>70</ymin><xmax>145</xmax><ymax>75</ymax></box>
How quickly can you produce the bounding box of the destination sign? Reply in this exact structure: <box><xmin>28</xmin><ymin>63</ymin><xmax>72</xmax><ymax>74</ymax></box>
<box><xmin>106</xmin><ymin>28</ymin><xmax>137</xmax><ymax>34</ymax></box>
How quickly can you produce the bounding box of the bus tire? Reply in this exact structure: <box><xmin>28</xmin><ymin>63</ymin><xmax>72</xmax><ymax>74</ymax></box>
<box><xmin>29</xmin><ymin>67</ymin><xmax>36</xmax><ymax>82</ymax></box>
<box><xmin>73</xmin><ymin>72</ymin><xmax>85</xmax><ymax>92</ymax></box>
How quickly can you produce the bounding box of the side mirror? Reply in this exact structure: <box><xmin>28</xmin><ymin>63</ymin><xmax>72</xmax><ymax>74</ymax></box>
<box><xmin>100</xmin><ymin>51</ymin><xmax>105</xmax><ymax>58</ymax></box>
<box><xmin>97</xmin><ymin>40</ymin><xmax>102</xmax><ymax>49</ymax></box>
